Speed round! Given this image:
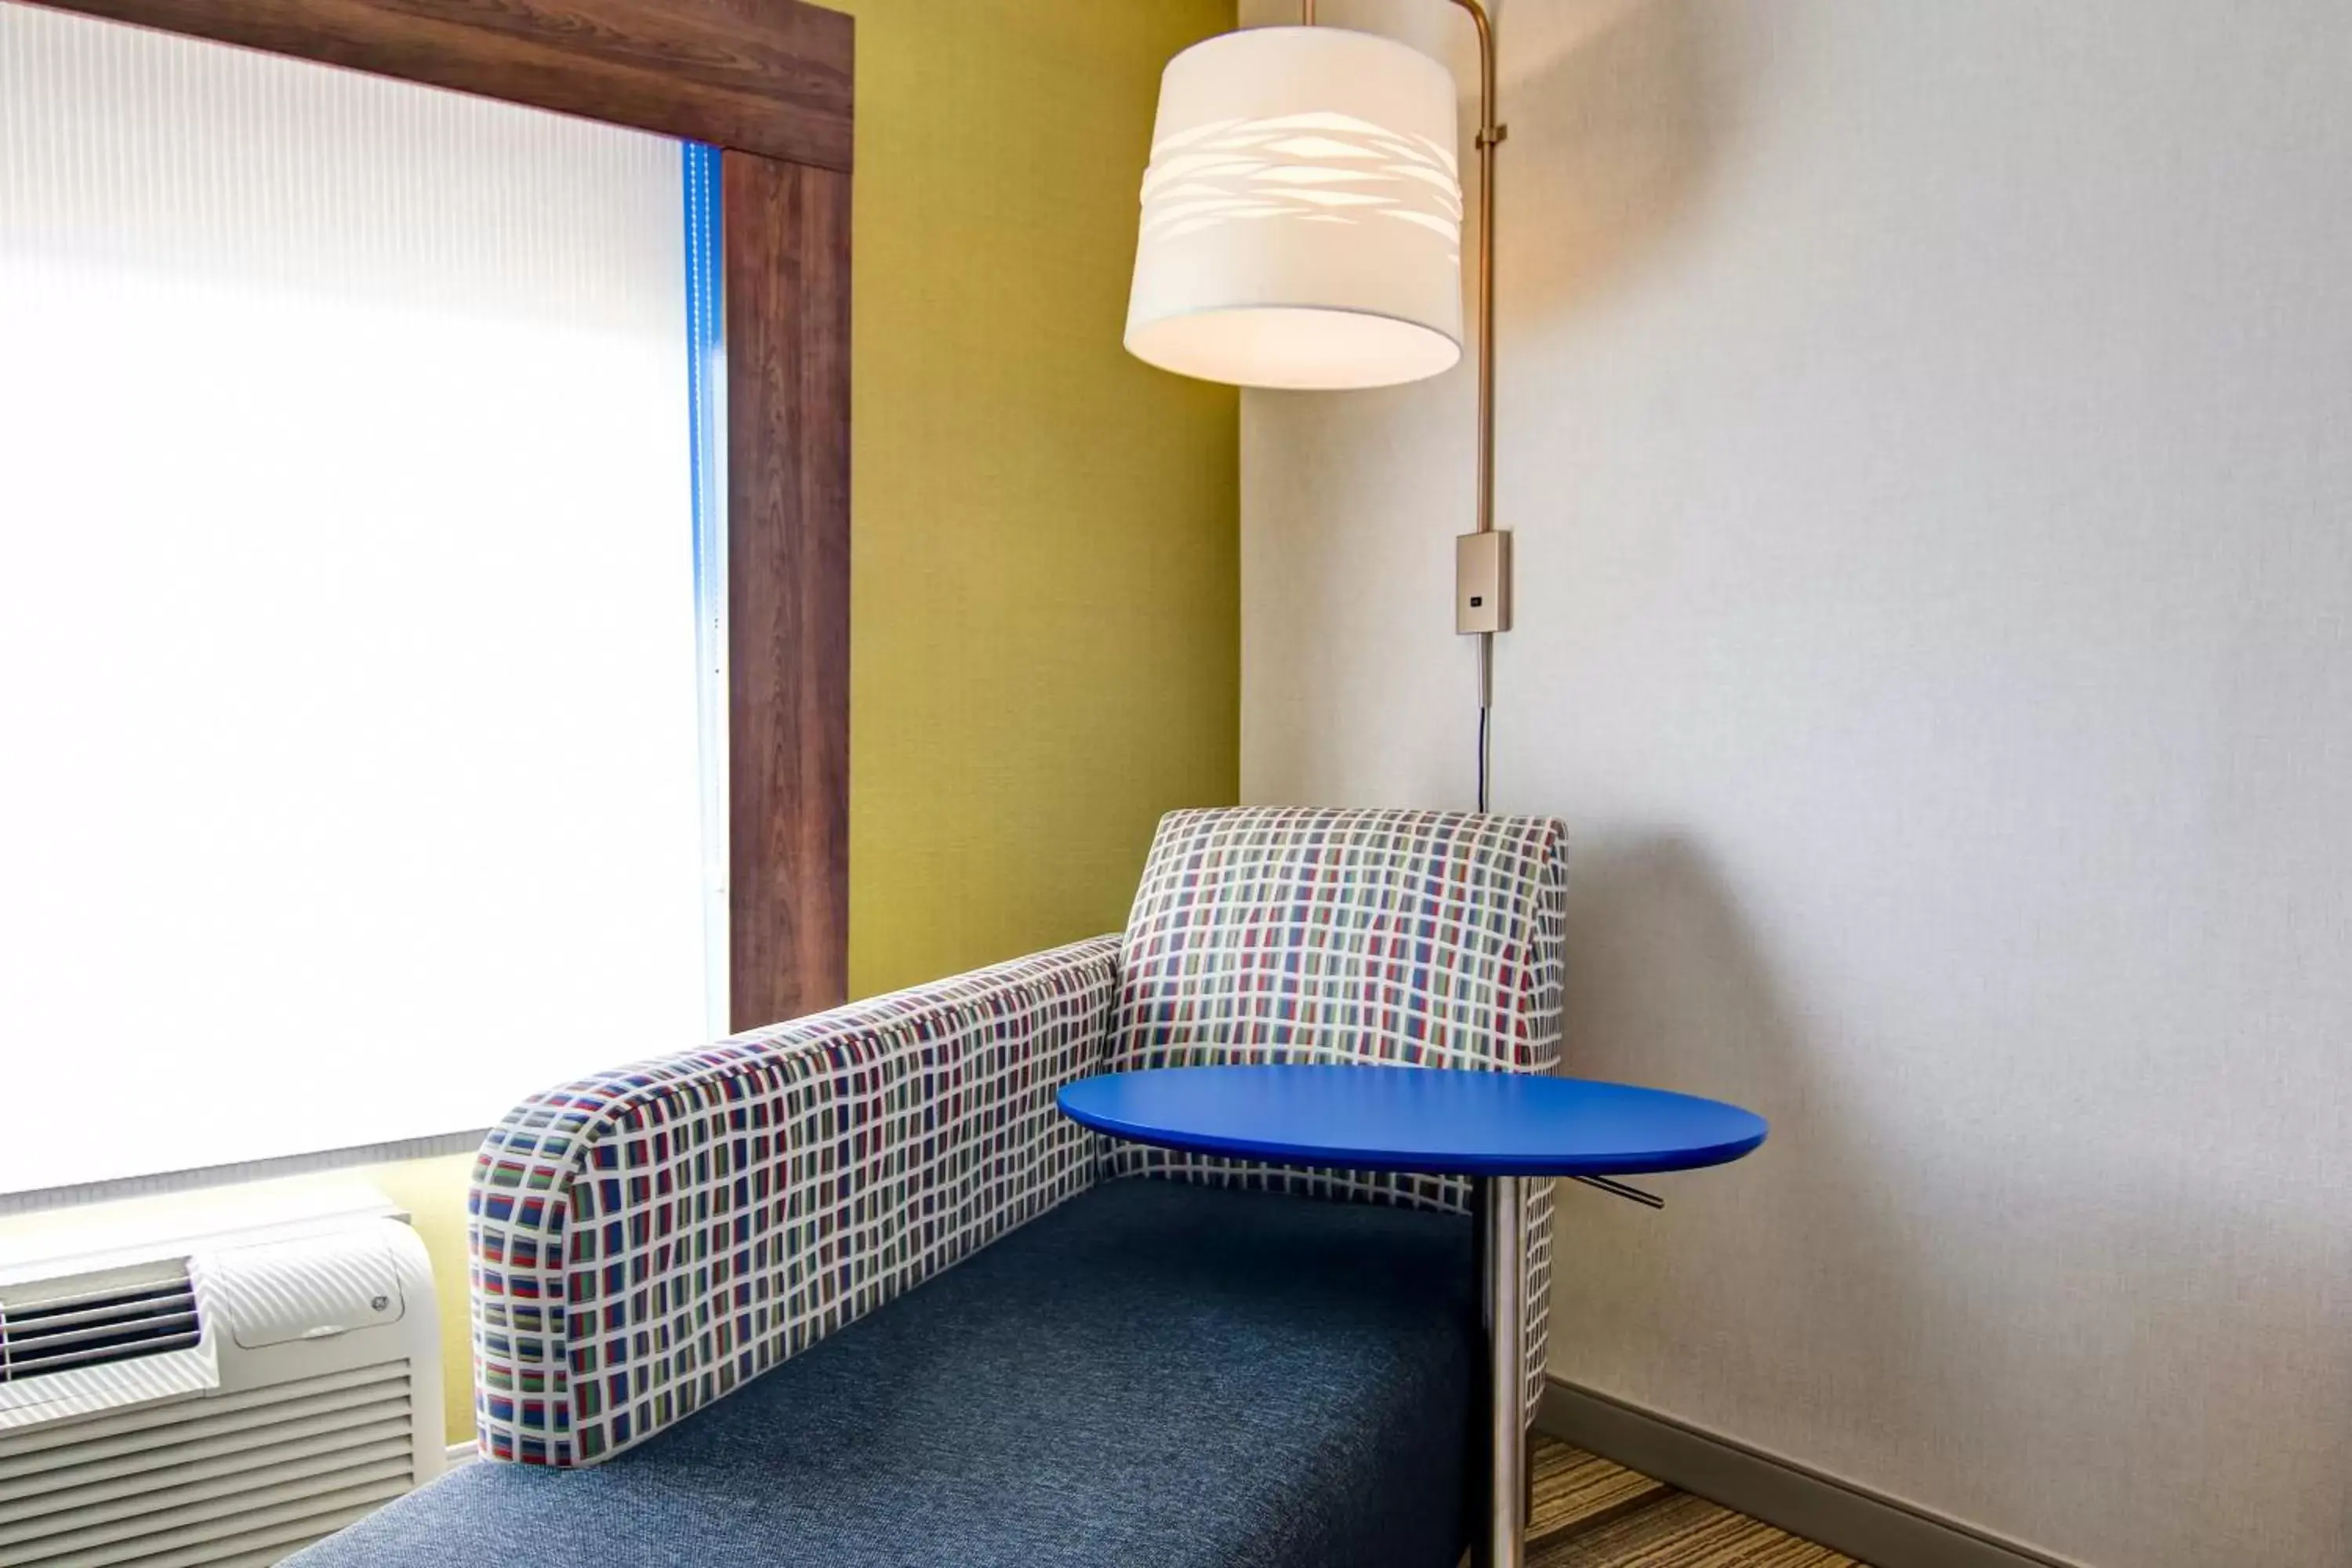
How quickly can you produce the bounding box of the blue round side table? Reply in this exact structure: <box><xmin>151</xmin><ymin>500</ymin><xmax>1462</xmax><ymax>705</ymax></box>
<box><xmin>1058</xmin><ymin>1063</ymin><xmax>1767</xmax><ymax>1568</ymax></box>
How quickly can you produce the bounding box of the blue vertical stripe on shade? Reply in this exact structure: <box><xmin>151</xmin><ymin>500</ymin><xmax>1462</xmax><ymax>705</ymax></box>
<box><xmin>684</xmin><ymin>141</ymin><xmax>723</xmax><ymax>615</ymax></box>
<box><xmin>683</xmin><ymin>140</ymin><xmax>729</xmax><ymax>1035</ymax></box>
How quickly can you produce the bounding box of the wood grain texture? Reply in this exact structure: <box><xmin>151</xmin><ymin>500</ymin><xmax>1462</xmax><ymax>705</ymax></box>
<box><xmin>726</xmin><ymin>150</ymin><xmax>851</xmax><ymax>1030</ymax></box>
<box><xmin>1525</xmin><ymin>1438</ymin><xmax>1865</xmax><ymax>1568</ymax></box>
<box><xmin>1531</xmin><ymin>1438</ymin><xmax>1675</xmax><ymax>1542</ymax></box>
<box><xmin>27</xmin><ymin>0</ymin><xmax>854</xmax><ymax>169</ymax></box>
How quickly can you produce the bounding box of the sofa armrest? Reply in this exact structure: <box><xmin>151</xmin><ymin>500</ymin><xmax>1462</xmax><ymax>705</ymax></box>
<box><xmin>466</xmin><ymin>934</ymin><xmax>1120</xmax><ymax>1466</ymax></box>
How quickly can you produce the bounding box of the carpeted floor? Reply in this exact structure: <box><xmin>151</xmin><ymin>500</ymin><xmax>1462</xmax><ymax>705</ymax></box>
<box><xmin>1526</xmin><ymin>1436</ymin><xmax>1866</xmax><ymax>1567</ymax></box>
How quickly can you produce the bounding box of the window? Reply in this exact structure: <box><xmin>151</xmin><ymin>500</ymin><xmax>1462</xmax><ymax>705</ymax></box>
<box><xmin>0</xmin><ymin>3</ymin><xmax>726</xmax><ymax>1193</ymax></box>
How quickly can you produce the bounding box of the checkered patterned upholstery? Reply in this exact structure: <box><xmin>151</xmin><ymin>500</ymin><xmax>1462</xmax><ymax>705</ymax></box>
<box><xmin>1109</xmin><ymin>807</ymin><xmax>1569</xmax><ymax>1421</ymax></box>
<box><xmin>468</xmin><ymin>936</ymin><xmax>1119</xmax><ymax>1467</ymax></box>
<box><xmin>466</xmin><ymin>808</ymin><xmax>1569</xmax><ymax>1466</ymax></box>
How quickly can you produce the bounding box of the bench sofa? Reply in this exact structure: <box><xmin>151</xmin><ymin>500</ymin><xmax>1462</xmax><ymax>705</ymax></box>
<box><xmin>289</xmin><ymin>805</ymin><xmax>1568</xmax><ymax>1567</ymax></box>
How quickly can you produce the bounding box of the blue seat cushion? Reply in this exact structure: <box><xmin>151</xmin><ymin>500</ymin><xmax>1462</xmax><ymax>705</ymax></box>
<box><xmin>290</xmin><ymin>1178</ymin><xmax>1479</xmax><ymax>1568</ymax></box>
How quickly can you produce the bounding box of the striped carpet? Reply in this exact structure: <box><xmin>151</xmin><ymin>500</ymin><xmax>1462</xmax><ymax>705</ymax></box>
<box><xmin>1525</xmin><ymin>1436</ymin><xmax>1867</xmax><ymax>1566</ymax></box>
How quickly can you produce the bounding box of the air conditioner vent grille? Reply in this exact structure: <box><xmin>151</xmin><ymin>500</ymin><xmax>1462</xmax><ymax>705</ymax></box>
<box><xmin>0</xmin><ymin>1362</ymin><xmax>416</xmax><ymax>1566</ymax></box>
<box><xmin>0</xmin><ymin>1276</ymin><xmax>202</xmax><ymax>1385</ymax></box>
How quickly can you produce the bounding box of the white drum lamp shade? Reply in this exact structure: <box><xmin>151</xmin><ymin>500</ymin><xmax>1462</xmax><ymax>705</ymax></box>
<box><xmin>1124</xmin><ymin>26</ymin><xmax>1465</xmax><ymax>390</ymax></box>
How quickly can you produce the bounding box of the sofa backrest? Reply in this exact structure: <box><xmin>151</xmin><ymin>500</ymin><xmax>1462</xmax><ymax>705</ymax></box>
<box><xmin>1107</xmin><ymin>805</ymin><xmax>1569</xmax><ymax>1419</ymax></box>
<box><xmin>1112</xmin><ymin>805</ymin><xmax>1568</xmax><ymax>1082</ymax></box>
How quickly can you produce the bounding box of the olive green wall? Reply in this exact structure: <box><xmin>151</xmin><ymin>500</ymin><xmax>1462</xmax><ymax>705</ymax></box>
<box><xmin>3</xmin><ymin>0</ymin><xmax>1238</xmax><ymax>1448</ymax></box>
<box><xmin>844</xmin><ymin>0</ymin><xmax>1239</xmax><ymax>995</ymax></box>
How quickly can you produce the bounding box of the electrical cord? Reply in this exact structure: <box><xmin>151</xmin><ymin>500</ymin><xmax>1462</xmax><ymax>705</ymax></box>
<box><xmin>1476</xmin><ymin>702</ymin><xmax>1490</xmax><ymax>814</ymax></box>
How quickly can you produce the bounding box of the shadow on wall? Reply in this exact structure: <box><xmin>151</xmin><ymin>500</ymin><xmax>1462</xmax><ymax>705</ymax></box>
<box><xmin>1549</xmin><ymin>834</ymin><xmax>1946</xmax><ymax>1486</ymax></box>
<box><xmin>1554</xmin><ymin>836</ymin><xmax>2352</xmax><ymax>1563</ymax></box>
<box><xmin>1496</xmin><ymin>0</ymin><xmax>1721</xmax><ymax>320</ymax></box>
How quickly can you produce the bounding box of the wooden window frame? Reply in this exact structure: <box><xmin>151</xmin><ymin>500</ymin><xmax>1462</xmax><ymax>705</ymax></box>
<box><xmin>29</xmin><ymin>0</ymin><xmax>854</xmax><ymax>1030</ymax></box>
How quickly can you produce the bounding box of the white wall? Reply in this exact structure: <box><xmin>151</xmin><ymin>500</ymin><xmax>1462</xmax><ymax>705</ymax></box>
<box><xmin>1237</xmin><ymin>3</ymin><xmax>2352</xmax><ymax>1564</ymax></box>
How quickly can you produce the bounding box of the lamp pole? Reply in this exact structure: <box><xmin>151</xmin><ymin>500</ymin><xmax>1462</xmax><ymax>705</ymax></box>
<box><xmin>1454</xmin><ymin>0</ymin><xmax>1501</xmax><ymax>547</ymax></box>
<box><xmin>1454</xmin><ymin>0</ymin><xmax>1502</xmax><ymax>814</ymax></box>
<box><xmin>1303</xmin><ymin>0</ymin><xmax>1504</xmax><ymax>812</ymax></box>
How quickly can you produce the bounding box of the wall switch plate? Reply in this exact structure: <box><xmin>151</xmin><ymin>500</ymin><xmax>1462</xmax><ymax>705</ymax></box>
<box><xmin>1456</xmin><ymin>530</ymin><xmax>1512</xmax><ymax>634</ymax></box>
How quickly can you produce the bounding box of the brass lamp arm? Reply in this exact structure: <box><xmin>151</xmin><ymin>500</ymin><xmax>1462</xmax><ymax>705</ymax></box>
<box><xmin>1301</xmin><ymin>0</ymin><xmax>1507</xmax><ymax>789</ymax></box>
<box><xmin>1303</xmin><ymin>0</ymin><xmax>1501</xmax><ymax>543</ymax></box>
<box><xmin>1451</xmin><ymin>0</ymin><xmax>1501</xmax><ymax>546</ymax></box>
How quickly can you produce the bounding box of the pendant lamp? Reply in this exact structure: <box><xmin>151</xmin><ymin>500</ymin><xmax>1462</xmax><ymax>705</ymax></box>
<box><xmin>1123</xmin><ymin>24</ymin><xmax>1465</xmax><ymax>390</ymax></box>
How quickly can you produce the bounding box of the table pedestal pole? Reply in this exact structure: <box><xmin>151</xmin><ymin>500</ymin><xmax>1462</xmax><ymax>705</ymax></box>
<box><xmin>1477</xmin><ymin>1174</ymin><xmax>1526</xmax><ymax>1568</ymax></box>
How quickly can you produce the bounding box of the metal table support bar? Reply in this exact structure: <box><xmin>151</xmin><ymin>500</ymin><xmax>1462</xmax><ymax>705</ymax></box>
<box><xmin>1479</xmin><ymin>1174</ymin><xmax>1526</xmax><ymax>1568</ymax></box>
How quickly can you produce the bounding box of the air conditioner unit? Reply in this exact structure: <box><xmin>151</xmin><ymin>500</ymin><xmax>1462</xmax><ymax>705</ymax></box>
<box><xmin>0</xmin><ymin>1192</ymin><xmax>444</xmax><ymax>1567</ymax></box>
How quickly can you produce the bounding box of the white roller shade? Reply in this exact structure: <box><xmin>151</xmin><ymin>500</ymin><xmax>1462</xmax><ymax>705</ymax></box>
<box><xmin>0</xmin><ymin>3</ymin><xmax>711</xmax><ymax>1192</ymax></box>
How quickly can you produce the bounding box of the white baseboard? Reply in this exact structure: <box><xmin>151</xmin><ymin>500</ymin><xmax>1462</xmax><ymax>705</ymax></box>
<box><xmin>444</xmin><ymin>1441</ymin><xmax>477</xmax><ymax>1470</ymax></box>
<box><xmin>1536</xmin><ymin>1378</ymin><xmax>2087</xmax><ymax>1568</ymax></box>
